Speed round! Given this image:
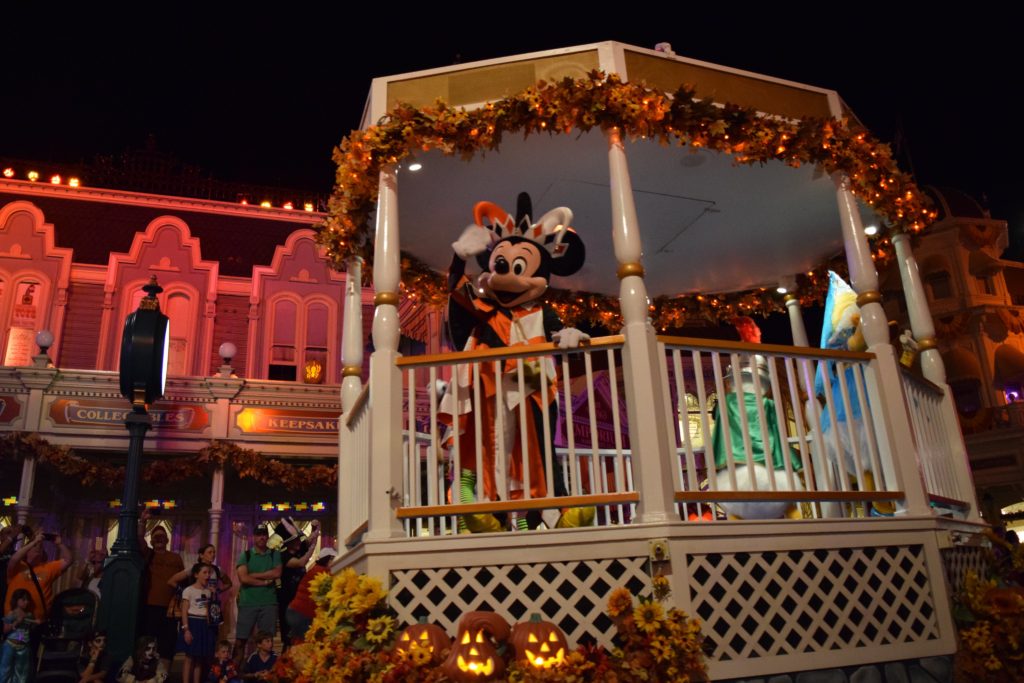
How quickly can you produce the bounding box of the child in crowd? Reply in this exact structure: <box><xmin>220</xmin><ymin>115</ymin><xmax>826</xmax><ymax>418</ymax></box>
<box><xmin>117</xmin><ymin>636</ymin><xmax>168</xmax><ymax>683</ymax></box>
<box><xmin>242</xmin><ymin>633</ymin><xmax>277</xmax><ymax>680</ymax></box>
<box><xmin>78</xmin><ymin>630</ymin><xmax>111</xmax><ymax>683</ymax></box>
<box><xmin>1</xmin><ymin>589</ymin><xmax>36</xmax><ymax>683</ymax></box>
<box><xmin>178</xmin><ymin>563</ymin><xmax>216</xmax><ymax>683</ymax></box>
<box><xmin>207</xmin><ymin>641</ymin><xmax>240</xmax><ymax>683</ymax></box>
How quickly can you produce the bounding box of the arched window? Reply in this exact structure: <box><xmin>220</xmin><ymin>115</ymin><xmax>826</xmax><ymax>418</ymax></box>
<box><xmin>266</xmin><ymin>296</ymin><xmax>336</xmax><ymax>383</ymax></box>
<box><xmin>1</xmin><ymin>275</ymin><xmax>49</xmax><ymax>367</ymax></box>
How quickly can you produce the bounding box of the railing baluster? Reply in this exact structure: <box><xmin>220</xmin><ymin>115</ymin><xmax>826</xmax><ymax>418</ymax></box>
<box><xmin>711</xmin><ymin>352</ymin><xmax>737</xmax><ymax>492</ymax></box>
<box><xmin>472</xmin><ymin>362</ymin><xmax>483</xmax><ymax>504</ymax></box>
<box><xmin>561</xmin><ymin>353</ymin><xmax>578</xmax><ymax>496</ymax></box>
<box><xmin>817</xmin><ymin>357</ymin><xmax>850</xmax><ymax>495</ymax></box>
<box><xmin>767</xmin><ymin>358</ymin><xmax>797</xmax><ymax>493</ymax></box>
<box><xmin>584</xmin><ymin>349</ymin><xmax>601</xmax><ymax>496</ymax></box>
<box><xmin>748</xmin><ymin>353</ymin><xmax>776</xmax><ymax>492</ymax></box>
<box><xmin>836</xmin><ymin>361</ymin><xmax>868</xmax><ymax>498</ymax></box>
<box><xmin>673</xmin><ymin>349</ymin><xmax>699</xmax><ymax>504</ymax></box>
<box><xmin>691</xmin><ymin>349</ymin><xmax>713</xmax><ymax>521</ymax></box>
<box><xmin>607</xmin><ymin>348</ymin><xmax>626</xmax><ymax>523</ymax></box>
<box><xmin>730</xmin><ymin>352</ymin><xmax>758</xmax><ymax>492</ymax></box>
<box><xmin>658</xmin><ymin>343</ymin><xmax>684</xmax><ymax>507</ymax></box>
<box><xmin>516</xmin><ymin>358</ymin><xmax>531</xmax><ymax>504</ymax></box>
<box><xmin>782</xmin><ymin>357</ymin><xmax>816</xmax><ymax>517</ymax></box>
<box><xmin>493</xmin><ymin>360</ymin><xmax>507</xmax><ymax>501</ymax></box>
<box><xmin>852</xmin><ymin>364</ymin><xmax>884</xmax><ymax>492</ymax></box>
<box><xmin>540</xmin><ymin>358</ymin><xmax>555</xmax><ymax>508</ymax></box>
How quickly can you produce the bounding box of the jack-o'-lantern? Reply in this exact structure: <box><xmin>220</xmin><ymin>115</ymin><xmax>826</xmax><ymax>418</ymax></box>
<box><xmin>394</xmin><ymin>619</ymin><xmax>450</xmax><ymax>663</ymax></box>
<box><xmin>509</xmin><ymin>614</ymin><xmax>568</xmax><ymax>670</ymax></box>
<box><xmin>440</xmin><ymin>611</ymin><xmax>510</xmax><ymax>681</ymax></box>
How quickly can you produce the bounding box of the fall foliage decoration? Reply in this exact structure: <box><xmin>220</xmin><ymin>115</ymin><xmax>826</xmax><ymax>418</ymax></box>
<box><xmin>272</xmin><ymin>567</ymin><xmax>706</xmax><ymax>682</ymax></box>
<box><xmin>953</xmin><ymin>529</ymin><xmax>1024</xmax><ymax>682</ymax></box>
<box><xmin>0</xmin><ymin>433</ymin><xmax>336</xmax><ymax>491</ymax></box>
<box><xmin>321</xmin><ymin>71</ymin><xmax>936</xmax><ymax>328</ymax></box>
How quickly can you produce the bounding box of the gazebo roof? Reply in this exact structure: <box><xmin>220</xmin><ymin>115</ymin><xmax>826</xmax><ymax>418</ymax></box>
<box><xmin>361</xmin><ymin>41</ymin><xmax>882</xmax><ymax>298</ymax></box>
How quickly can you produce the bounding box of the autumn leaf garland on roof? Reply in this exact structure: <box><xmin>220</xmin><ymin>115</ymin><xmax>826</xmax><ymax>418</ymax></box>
<box><xmin>321</xmin><ymin>71</ymin><xmax>935</xmax><ymax>327</ymax></box>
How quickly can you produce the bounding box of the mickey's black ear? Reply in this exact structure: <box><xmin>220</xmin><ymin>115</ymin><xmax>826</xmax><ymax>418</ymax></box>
<box><xmin>549</xmin><ymin>231</ymin><xmax>586</xmax><ymax>277</ymax></box>
<box><xmin>475</xmin><ymin>250</ymin><xmax>491</xmax><ymax>272</ymax></box>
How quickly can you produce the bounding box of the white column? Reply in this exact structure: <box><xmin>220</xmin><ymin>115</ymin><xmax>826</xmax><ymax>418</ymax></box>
<box><xmin>607</xmin><ymin>128</ymin><xmax>677</xmax><ymax>524</ymax></box>
<box><xmin>892</xmin><ymin>232</ymin><xmax>981</xmax><ymax>521</ymax></box>
<box><xmin>209</xmin><ymin>467</ymin><xmax>225</xmax><ymax>548</ymax></box>
<box><xmin>16</xmin><ymin>456</ymin><xmax>36</xmax><ymax>525</ymax></box>
<box><xmin>834</xmin><ymin>173</ymin><xmax>931</xmax><ymax>516</ymax></box>
<box><xmin>367</xmin><ymin>166</ymin><xmax>406</xmax><ymax>540</ymax></box>
<box><xmin>787</xmin><ymin>293</ymin><xmax>842</xmax><ymax>518</ymax></box>
<box><xmin>339</xmin><ymin>257</ymin><xmax>365</xmax><ymax>544</ymax></box>
<box><xmin>784</xmin><ymin>294</ymin><xmax>810</xmax><ymax>347</ymax></box>
<box><xmin>891</xmin><ymin>233</ymin><xmax>944</xmax><ymax>384</ymax></box>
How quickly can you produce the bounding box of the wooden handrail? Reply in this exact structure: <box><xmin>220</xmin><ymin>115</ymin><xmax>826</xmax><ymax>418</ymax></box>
<box><xmin>343</xmin><ymin>519</ymin><xmax>368</xmax><ymax>549</ymax></box>
<box><xmin>674</xmin><ymin>490</ymin><xmax>904</xmax><ymax>503</ymax></box>
<box><xmin>395</xmin><ymin>492</ymin><xmax>638</xmax><ymax>519</ymax></box>
<box><xmin>344</xmin><ymin>384</ymin><xmax>370</xmax><ymax>428</ymax></box>
<box><xmin>928</xmin><ymin>494</ymin><xmax>970</xmax><ymax>510</ymax></box>
<box><xmin>899</xmin><ymin>366</ymin><xmax>945</xmax><ymax>396</ymax></box>
<box><xmin>656</xmin><ymin>335</ymin><xmax>875</xmax><ymax>362</ymax></box>
<box><xmin>395</xmin><ymin>335</ymin><xmax>625</xmax><ymax>368</ymax></box>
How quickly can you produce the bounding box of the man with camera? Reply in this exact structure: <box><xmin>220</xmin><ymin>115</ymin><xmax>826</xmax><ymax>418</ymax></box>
<box><xmin>3</xmin><ymin>529</ymin><xmax>74</xmax><ymax>623</ymax></box>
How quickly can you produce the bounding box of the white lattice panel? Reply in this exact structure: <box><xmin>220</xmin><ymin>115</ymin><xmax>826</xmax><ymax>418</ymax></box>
<box><xmin>389</xmin><ymin>558</ymin><xmax>649</xmax><ymax>646</ymax></box>
<box><xmin>942</xmin><ymin>545</ymin><xmax>989</xmax><ymax>594</ymax></box>
<box><xmin>687</xmin><ymin>545</ymin><xmax>940</xmax><ymax>662</ymax></box>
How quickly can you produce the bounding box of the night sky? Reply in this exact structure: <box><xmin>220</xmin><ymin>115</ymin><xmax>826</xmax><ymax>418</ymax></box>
<box><xmin>3</xmin><ymin>10</ymin><xmax>1019</xmax><ymax>253</ymax></box>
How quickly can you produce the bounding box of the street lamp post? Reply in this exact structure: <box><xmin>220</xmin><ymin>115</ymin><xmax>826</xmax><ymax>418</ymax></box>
<box><xmin>99</xmin><ymin>276</ymin><xmax>170</xmax><ymax>662</ymax></box>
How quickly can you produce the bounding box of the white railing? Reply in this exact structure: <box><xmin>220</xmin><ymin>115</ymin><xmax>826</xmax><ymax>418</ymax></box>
<box><xmin>900</xmin><ymin>370</ymin><xmax>964</xmax><ymax>507</ymax></box>
<box><xmin>342</xmin><ymin>385</ymin><xmax>370</xmax><ymax>547</ymax></box>
<box><xmin>395</xmin><ymin>336</ymin><xmax>635</xmax><ymax>535</ymax></box>
<box><xmin>658</xmin><ymin>336</ymin><xmax>904</xmax><ymax>521</ymax></box>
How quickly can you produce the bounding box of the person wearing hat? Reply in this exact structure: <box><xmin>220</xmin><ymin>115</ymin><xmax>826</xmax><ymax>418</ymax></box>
<box><xmin>233</xmin><ymin>525</ymin><xmax>281</xmax><ymax>664</ymax></box>
<box><xmin>274</xmin><ymin>517</ymin><xmax>320</xmax><ymax>650</ymax></box>
<box><xmin>284</xmin><ymin>546</ymin><xmax>337</xmax><ymax>644</ymax></box>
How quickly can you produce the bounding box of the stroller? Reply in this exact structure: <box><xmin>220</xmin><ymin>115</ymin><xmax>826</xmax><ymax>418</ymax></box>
<box><xmin>34</xmin><ymin>588</ymin><xmax>99</xmax><ymax>683</ymax></box>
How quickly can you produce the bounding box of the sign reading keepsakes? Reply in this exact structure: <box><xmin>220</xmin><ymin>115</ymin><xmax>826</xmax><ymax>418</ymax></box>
<box><xmin>48</xmin><ymin>398</ymin><xmax>210</xmax><ymax>431</ymax></box>
<box><xmin>235</xmin><ymin>408</ymin><xmax>340</xmax><ymax>436</ymax></box>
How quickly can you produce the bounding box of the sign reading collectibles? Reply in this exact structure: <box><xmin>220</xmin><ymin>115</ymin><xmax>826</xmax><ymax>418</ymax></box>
<box><xmin>235</xmin><ymin>408</ymin><xmax>340</xmax><ymax>436</ymax></box>
<box><xmin>49</xmin><ymin>398</ymin><xmax>210</xmax><ymax>431</ymax></box>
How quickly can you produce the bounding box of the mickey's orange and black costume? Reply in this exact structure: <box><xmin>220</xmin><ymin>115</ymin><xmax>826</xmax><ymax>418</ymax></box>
<box><xmin>441</xmin><ymin>193</ymin><xmax>590</xmax><ymax>531</ymax></box>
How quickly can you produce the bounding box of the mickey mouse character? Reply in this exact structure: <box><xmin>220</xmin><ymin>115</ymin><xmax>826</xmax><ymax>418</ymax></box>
<box><xmin>441</xmin><ymin>193</ymin><xmax>591</xmax><ymax>531</ymax></box>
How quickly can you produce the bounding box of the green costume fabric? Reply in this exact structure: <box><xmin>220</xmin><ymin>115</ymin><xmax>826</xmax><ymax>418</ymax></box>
<box><xmin>711</xmin><ymin>394</ymin><xmax>801</xmax><ymax>471</ymax></box>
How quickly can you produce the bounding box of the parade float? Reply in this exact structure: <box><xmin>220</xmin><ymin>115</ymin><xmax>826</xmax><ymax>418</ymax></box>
<box><xmin>320</xmin><ymin>42</ymin><xmax>986</xmax><ymax>681</ymax></box>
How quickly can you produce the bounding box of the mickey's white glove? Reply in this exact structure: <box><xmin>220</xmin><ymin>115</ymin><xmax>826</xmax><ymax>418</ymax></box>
<box><xmin>452</xmin><ymin>226</ymin><xmax>494</xmax><ymax>260</ymax></box>
<box><xmin>552</xmin><ymin>328</ymin><xmax>590</xmax><ymax>349</ymax></box>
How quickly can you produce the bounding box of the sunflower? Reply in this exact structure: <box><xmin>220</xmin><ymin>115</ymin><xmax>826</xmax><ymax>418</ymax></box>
<box><xmin>651</xmin><ymin>574</ymin><xmax>671</xmax><ymax>602</ymax></box>
<box><xmin>410</xmin><ymin>646</ymin><xmax>432</xmax><ymax>667</ymax></box>
<box><xmin>633</xmin><ymin>601</ymin><xmax>665</xmax><ymax>634</ymax></box>
<box><xmin>365</xmin><ymin>615</ymin><xmax>396</xmax><ymax>644</ymax></box>
<box><xmin>607</xmin><ymin>588</ymin><xmax>634</xmax><ymax>617</ymax></box>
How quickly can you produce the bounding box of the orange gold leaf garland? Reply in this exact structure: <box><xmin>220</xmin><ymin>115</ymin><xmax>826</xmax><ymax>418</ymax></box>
<box><xmin>321</xmin><ymin>71</ymin><xmax>935</xmax><ymax>328</ymax></box>
<box><xmin>0</xmin><ymin>433</ymin><xmax>336</xmax><ymax>492</ymax></box>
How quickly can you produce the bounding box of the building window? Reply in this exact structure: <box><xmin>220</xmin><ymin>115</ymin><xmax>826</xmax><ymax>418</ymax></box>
<box><xmin>266</xmin><ymin>296</ymin><xmax>336</xmax><ymax>383</ymax></box>
<box><xmin>975</xmin><ymin>274</ymin><xmax>996</xmax><ymax>295</ymax></box>
<box><xmin>925</xmin><ymin>271</ymin><xmax>952</xmax><ymax>300</ymax></box>
<box><xmin>1</xmin><ymin>277</ymin><xmax>47</xmax><ymax>367</ymax></box>
<box><xmin>951</xmin><ymin>378</ymin><xmax>982</xmax><ymax>415</ymax></box>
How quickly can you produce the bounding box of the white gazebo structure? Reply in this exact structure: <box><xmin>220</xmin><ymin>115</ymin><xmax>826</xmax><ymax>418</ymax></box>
<box><xmin>333</xmin><ymin>42</ymin><xmax>981</xmax><ymax>680</ymax></box>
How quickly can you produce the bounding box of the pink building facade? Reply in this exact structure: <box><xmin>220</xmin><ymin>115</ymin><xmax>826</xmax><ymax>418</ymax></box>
<box><xmin>0</xmin><ymin>177</ymin><xmax>437</xmax><ymax>624</ymax></box>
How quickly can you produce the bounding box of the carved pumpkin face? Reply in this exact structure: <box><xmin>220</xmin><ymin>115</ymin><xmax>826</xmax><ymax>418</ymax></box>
<box><xmin>441</xmin><ymin>611</ymin><xmax>509</xmax><ymax>682</ymax></box>
<box><xmin>510</xmin><ymin>618</ymin><xmax>568</xmax><ymax>670</ymax></box>
<box><xmin>394</xmin><ymin>622</ymin><xmax>449</xmax><ymax>663</ymax></box>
